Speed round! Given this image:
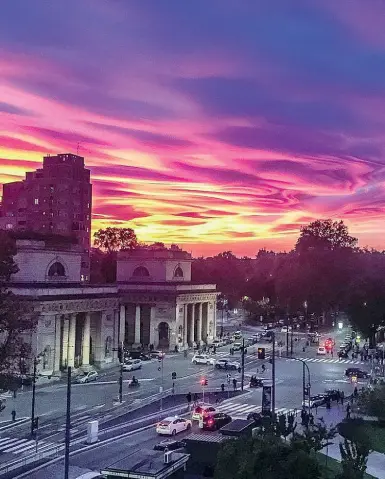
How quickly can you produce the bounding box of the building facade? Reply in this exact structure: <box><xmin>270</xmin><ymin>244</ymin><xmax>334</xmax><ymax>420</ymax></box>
<box><xmin>10</xmin><ymin>241</ymin><xmax>218</xmax><ymax>377</ymax></box>
<box><xmin>0</xmin><ymin>153</ymin><xmax>92</xmax><ymax>279</ymax></box>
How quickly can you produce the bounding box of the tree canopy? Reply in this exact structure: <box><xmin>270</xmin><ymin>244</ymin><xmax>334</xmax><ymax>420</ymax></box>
<box><xmin>93</xmin><ymin>227</ymin><xmax>138</xmax><ymax>252</ymax></box>
<box><xmin>295</xmin><ymin>219</ymin><xmax>357</xmax><ymax>253</ymax></box>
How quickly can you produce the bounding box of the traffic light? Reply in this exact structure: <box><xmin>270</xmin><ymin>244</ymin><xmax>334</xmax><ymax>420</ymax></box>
<box><xmin>172</xmin><ymin>372</ymin><xmax>177</xmax><ymax>380</ymax></box>
<box><xmin>200</xmin><ymin>377</ymin><xmax>208</xmax><ymax>386</ymax></box>
<box><xmin>257</xmin><ymin>347</ymin><xmax>265</xmax><ymax>359</ymax></box>
<box><xmin>304</xmin><ymin>386</ymin><xmax>310</xmax><ymax>398</ymax></box>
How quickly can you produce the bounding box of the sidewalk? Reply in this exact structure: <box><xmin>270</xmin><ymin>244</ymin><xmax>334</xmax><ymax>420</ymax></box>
<box><xmin>314</xmin><ymin>404</ymin><xmax>385</xmax><ymax>478</ymax></box>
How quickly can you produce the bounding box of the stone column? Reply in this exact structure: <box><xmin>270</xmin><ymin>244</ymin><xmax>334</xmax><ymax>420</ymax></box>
<box><xmin>197</xmin><ymin>303</ymin><xmax>203</xmax><ymax>344</ymax></box>
<box><xmin>183</xmin><ymin>304</ymin><xmax>188</xmax><ymax>347</ymax></box>
<box><xmin>119</xmin><ymin>304</ymin><xmax>126</xmax><ymax>346</ymax></box>
<box><xmin>67</xmin><ymin>313</ymin><xmax>77</xmax><ymax>367</ymax></box>
<box><xmin>82</xmin><ymin>312</ymin><xmax>91</xmax><ymax>366</ymax></box>
<box><xmin>62</xmin><ymin>317</ymin><xmax>69</xmax><ymax>367</ymax></box>
<box><xmin>190</xmin><ymin>303</ymin><xmax>196</xmax><ymax>345</ymax></box>
<box><xmin>134</xmin><ymin>305</ymin><xmax>141</xmax><ymax>344</ymax></box>
<box><xmin>53</xmin><ymin>316</ymin><xmax>61</xmax><ymax>372</ymax></box>
<box><xmin>149</xmin><ymin>306</ymin><xmax>156</xmax><ymax>346</ymax></box>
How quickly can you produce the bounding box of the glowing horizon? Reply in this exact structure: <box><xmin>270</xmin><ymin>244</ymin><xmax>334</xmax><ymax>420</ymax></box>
<box><xmin>1</xmin><ymin>1</ymin><xmax>385</xmax><ymax>256</ymax></box>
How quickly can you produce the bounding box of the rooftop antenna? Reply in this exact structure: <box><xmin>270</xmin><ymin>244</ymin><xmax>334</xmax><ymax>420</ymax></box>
<box><xmin>76</xmin><ymin>142</ymin><xmax>80</xmax><ymax>155</ymax></box>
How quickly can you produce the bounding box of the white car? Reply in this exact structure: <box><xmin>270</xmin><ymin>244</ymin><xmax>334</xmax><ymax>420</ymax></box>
<box><xmin>212</xmin><ymin>339</ymin><xmax>224</xmax><ymax>347</ymax></box>
<box><xmin>317</xmin><ymin>347</ymin><xmax>326</xmax><ymax>355</ymax></box>
<box><xmin>281</xmin><ymin>326</ymin><xmax>292</xmax><ymax>333</ymax></box>
<box><xmin>122</xmin><ymin>359</ymin><xmax>142</xmax><ymax>371</ymax></box>
<box><xmin>192</xmin><ymin>354</ymin><xmax>215</xmax><ymax>365</ymax></box>
<box><xmin>75</xmin><ymin>371</ymin><xmax>99</xmax><ymax>384</ymax></box>
<box><xmin>156</xmin><ymin>416</ymin><xmax>192</xmax><ymax>436</ymax></box>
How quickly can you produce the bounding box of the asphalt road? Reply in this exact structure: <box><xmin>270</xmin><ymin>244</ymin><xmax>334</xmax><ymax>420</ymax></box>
<box><xmin>1</xmin><ymin>321</ymin><xmax>372</xmax><ymax>477</ymax></box>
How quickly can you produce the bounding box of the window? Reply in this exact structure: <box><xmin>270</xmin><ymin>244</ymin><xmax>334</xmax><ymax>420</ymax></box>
<box><xmin>174</xmin><ymin>266</ymin><xmax>184</xmax><ymax>278</ymax></box>
<box><xmin>132</xmin><ymin>266</ymin><xmax>150</xmax><ymax>277</ymax></box>
<box><xmin>80</xmin><ymin>274</ymin><xmax>85</xmax><ymax>282</ymax></box>
<box><xmin>5</xmin><ymin>223</ymin><xmax>13</xmax><ymax>230</ymax></box>
<box><xmin>48</xmin><ymin>262</ymin><xmax>65</xmax><ymax>277</ymax></box>
<box><xmin>34</xmin><ymin>198</ymin><xmax>39</xmax><ymax>205</ymax></box>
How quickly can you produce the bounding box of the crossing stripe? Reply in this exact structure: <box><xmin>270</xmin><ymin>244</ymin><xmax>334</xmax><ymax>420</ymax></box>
<box><xmin>0</xmin><ymin>436</ymin><xmax>60</xmax><ymax>455</ymax></box>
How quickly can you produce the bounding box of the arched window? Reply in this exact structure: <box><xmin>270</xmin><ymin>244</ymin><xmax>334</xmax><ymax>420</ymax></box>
<box><xmin>48</xmin><ymin>262</ymin><xmax>65</xmax><ymax>277</ymax></box>
<box><xmin>174</xmin><ymin>266</ymin><xmax>184</xmax><ymax>278</ymax></box>
<box><xmin>105</xmin><ymin>336</ymin><xmax>112</xmax><ymax>357</ymax></box>
<box><xmin>132</xmin><ymin>266</ymin><xmax>150</xmax><ymax>277</ymax></box>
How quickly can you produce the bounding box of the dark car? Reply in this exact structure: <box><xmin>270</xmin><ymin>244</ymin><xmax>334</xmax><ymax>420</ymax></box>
<box><xmin>249</xmin><ymin>377</ymin><xmax>264</xmax><ymax>388</ymax></box>
<box><xmin>153</xmin><ymin>439</ymin><xmax>186</xmax><ymax>451</ymax></box>
<box><xmin>345</xmin><ymin>368</ymin><xmax>370</xmax><ymax>379</ymax></box>
<box><xmin>338</xmin><ymin>350</ymin><xmax>349</xmax><ymax>358</ymax></box>
<box><xmin>325</xmin><ymin>389</ymin><xmax>340</xmax><ymax>401</ymax></box>
<box><xmin>202</xmin><ymin>413</ymin><xmax>232</xmax><ymax>431</ymax></box>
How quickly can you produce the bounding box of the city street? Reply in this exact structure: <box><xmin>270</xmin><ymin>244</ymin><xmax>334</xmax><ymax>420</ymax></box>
<box><xmin>0</xmin><ymin>321</ymin><xmax>373</xmax><ymax>477</ymax></box>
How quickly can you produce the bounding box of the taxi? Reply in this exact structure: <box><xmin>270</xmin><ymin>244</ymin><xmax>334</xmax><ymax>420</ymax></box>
<box><xmin>156</xmin><ymin>416</ymin><xmax>192</xmax><ymax>436</ymax></box>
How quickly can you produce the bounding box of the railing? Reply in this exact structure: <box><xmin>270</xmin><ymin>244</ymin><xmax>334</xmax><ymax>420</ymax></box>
<box><xmin>0</xmin><ymin>444</ymin><xmax>63</xmax><ymax>475</ymax></box>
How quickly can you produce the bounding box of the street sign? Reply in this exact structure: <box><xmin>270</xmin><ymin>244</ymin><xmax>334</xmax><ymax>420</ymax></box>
<box><xmin>172</xmin><ymin>372</ymin><xmax>177</xmax><ymax>380</ymax></box>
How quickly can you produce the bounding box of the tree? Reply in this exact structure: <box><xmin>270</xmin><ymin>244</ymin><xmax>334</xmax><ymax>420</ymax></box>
<box><xmin>214</xmin><ymin>434</ymin><xmax>322</xmax><ymax>479</ymax></box>
<box><xmin>292</xmin><ymin>418</ymin><xmax>336</xmax><ymax>454</ymax></box>
<box><xmin>355</xmin><ymin>385</ymin><xmax>385</xmax><ymax>423</ymax></box>
<box><xmin>295</xmin><ymin>219</ymin><xmax>357</xmax><ymax>253</ymax></box>
<box><xmin>338</xmin><ymin>438</ymin><xmax>371</xmax><ymax>479</ymax></box>
<box><xmin>0</xmin><ymin>232</ymin><xmax>37</xmax><ymax>380</ymax></box>
<box><xmin>93</xmin><ymin>227</ymin><xmax>138</xmax><ymax>252</ymax></box>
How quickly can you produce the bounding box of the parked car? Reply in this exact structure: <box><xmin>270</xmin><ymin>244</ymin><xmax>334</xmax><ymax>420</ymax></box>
<box><xmin>317</xmin><ymin>347</ymin><xmax>326</xmax><ymax>355</ymax></box>
<box><xmin>153</xmin><ymin>439</ymin><xmax>186</xmax><ymax>451</ymax></box>
<box><xmin>345</xmin><ymin>368</ymin><xmax>370</xmax><ymax>379</ymax></box>
<box><xmin>191</xmin><ymin>403</ymin><xmax>217</xmax><ymax>421</ymax></box>
<box><xmin>75</xmin><ymin>371</ymin><xmax>99</xmax><ymax>384</ymax></box>
<box><xmin>156</xmin><ymin>416</ymin><xmax>191</xmax><ymax>436</ymax></box>
<box><xmin>202</xmin><ymin>413</ymin><xmax>232</xmax><ymax>431</ymax></box>
<box><xmin>191</xmin><ymin>354</ymin><xmax>215</xmax><ymax>365</ymax></box>
<box><xmin>212</xmin><ymin>339</ymin><xmax>225</xmax><ymax>348</ymax></box>
<box><xmin>150</xmin><ymin>350</ymin><xmax>165</xmax><ymax>359</ymax></box>
<box><xmin>324</xmin><ymin>389</ymin><xmax>340</xmax><ymax>401</ymax></box>
<box><xmin>281</xmin><ymin>326</ymin><xmax>292</xmax><ymax>333</ymax></box>
<box><xmin>122</xmin><ymin>359</ymin><xmax>142</xmax><ymax>371</ymax></box>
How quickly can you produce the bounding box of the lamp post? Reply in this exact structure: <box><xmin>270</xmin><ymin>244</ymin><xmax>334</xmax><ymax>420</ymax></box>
<box><xmin>290</xmin><ymin>357</ymin><xmax>311</xmax><ymax>414</ymax></box>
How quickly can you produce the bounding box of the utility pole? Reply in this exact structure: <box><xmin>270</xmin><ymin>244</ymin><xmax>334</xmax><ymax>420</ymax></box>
<box><xmin>160</xmin><ymin>352</ymin><xmax>164</xmax><ymax>413</ymax></box>
<box><xmin>64</xmin><ymin>366</ymin><xmax>72</xmax><ymax>479</ymax></box>
<box><xmin>119</xmin><ymin>342</ymin><xmax>123</xmax><ymax>403</ymax></box>
<box><xmin>241</xmin><ymin>338</ymin><xmax>245</xmax><ymax>391</ymax></box>
<box><xmin>272</xmin><ymin>331</ymin><xmax>276</xmax><ymax>416</ymax></box>
<box><xmin>290</xmin><ymin>328</ymin><xmax>294</xmax><ymax>357</ymax></box>
<box><xmin>30</xmin><ymin>358</ymin><xmax>37</xmax><ymax>437</ymax></box>
<box><xmin>286</xmin><ymin>326</ymin><xmax>289</xmax><ymax>357</ymax></box>
<box><xmin>302</xmin><ymin>362</ymin><xmax>306</xmax><ymax>407</ymax></box>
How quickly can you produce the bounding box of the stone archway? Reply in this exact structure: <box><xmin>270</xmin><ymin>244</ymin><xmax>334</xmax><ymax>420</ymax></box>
<box><xmin>158</xmin><ymin>322</ymin><xmax>170</xmax><ymax>350</ymax></box>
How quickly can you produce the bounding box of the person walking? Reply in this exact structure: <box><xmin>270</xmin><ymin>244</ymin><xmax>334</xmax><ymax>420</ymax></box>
<box><xmin>232</xmin><ymin>378</ymin><xmax>237</xmax><ymax>391</ymax></box>
<box><xmin>11</xmin><ymin>410</ymin><xmax>16</xmax><ymax>422</ymax></box>
<box><xmin>346</xmin><ymin>402</ymin><xmax>351</xmax><ymax>419</ymax></box>
<box><xmin>340</xmin><ymin>390</ymin><xmax>344</xmax><ymax>405</ymax></box>
<box><xmin>227</xmin><ymin>373</ymin><xmax>231</xmax><ymax>384</ymax></box>
<box><xmin>221</xmin><ymin>383</ymin><xmax>225</xmax><ymax>393</ymax></box>
<box><xmin>354</xmin><ymin>386</ymin><xmax>358</xmax><ymax>399</ymax></box>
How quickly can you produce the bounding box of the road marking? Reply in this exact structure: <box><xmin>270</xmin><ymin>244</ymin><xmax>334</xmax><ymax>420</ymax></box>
<box><xmin>0</xmin><ymin>436</ymin><xmax>61</xmax><ymax>456</ymax></box>
<box><xmin>287</xmin><ymin>357</ymin><xmax>365</xmax><ymax>365</ymax></box>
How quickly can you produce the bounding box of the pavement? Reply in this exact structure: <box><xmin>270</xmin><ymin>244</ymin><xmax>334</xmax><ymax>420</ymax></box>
<box><xmin>313</xmin><ymin>404</ymin><xmax>385</xmax><ymax>479</ymax></box>
<box><xmin>1</xmin><ymin>318</ymin><xmax>382</xmax><ymax>477</ymax></box>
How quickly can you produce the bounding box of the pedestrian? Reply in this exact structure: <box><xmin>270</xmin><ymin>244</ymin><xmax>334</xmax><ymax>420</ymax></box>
<box><xmin>340</xmin><ymin>391</ymin><xmax>344</xmax><ymax>405</ymax></box>
<box><xmin>149</xmin><ymin>343</ymin><xmax>154</xmax><ymax>352</ymax></box>
<box><xmin>11</xmin><ymin>410</ymin><xmax>16</xmax><ymax>422</ymax></box>
<box><xmin>354</xmin><ymin>386</ymin><xmax>358</xmax><ymax>399</ymax></box>
<box><xmin>213</xmin><ymin>346</ymin><xmax>217</xmax><ymax>354</ymax></box>
<box><xmin>221</xmin><ymin>383</ymin><xmax>225</xmax><ymax>393</ymax></box>
<box><xmin>309</xmin><ymin>413</ymin><xmax>314</xmax><ymax>425</ymax></box>
<box><xmin>326</xmin><ymin>397</ymin><xmax>331</xmax><ymax>409</ymax></box>
<box><xmin>227</xmin><ymin>373</ymin><xmax>231</xmax><ymax>384</ymax></box>
<box><xmin>360</xmin><ymin>351</ymin><xmax>364</xmax><ymax>361</ymax></box>
<box><xmin>331</xmin><ymin>350</ymin><xmax>333</xmax><ymax>358</ymax></box>
<box><xmin>232</xmin><ymin>378</ymin><xmax>237</xmax><ymax>391</ymax></box>
<box><xmin>346</xmin><ymin>403</ymin><xmax>351</xmax><ymax>419</ymax></box>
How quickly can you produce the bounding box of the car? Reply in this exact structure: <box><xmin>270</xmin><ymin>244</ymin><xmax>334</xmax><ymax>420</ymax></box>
<box><xmin>302</xmin><ymin>395</ymin><xmax>326</xmax><ymax>408</ymax></box>
<box><xmin>122</xmin><ymin>359</ymin><xmax>142</xmax><ymax>371</ymax></box>
<box><xmin>212</xmin><ymin>339</ymin><xmax>225</xmax><ymax>347</ymax></box>
<box><xmin>191</xmin><ymin>354</ymin><xmax>215</xmax><ymax>365</ymax></box>
<box><xmin>75</xmin><ymin>371</ymin><xmax>99</xmax><ymax>384</ymax></box>
<box><xmin>153</xmin><ymin>439</ymin><xmax>186</xmax><ymax>451</ymax></box>
<box><xmin>247</xmin><ymin>337</ymin><xmax>256</xmax><ymax>345</ymax></box>
<box><xmin>325</xmin><ymin>389</ymin><xmax>340</xmax><ymax>401</ymax></box>
<box><xmin>247</xmin><ymin>411</ymin><xmax>263</xmax><ymax>425</ymax></box>
<box><xmin>156</xmin><ymin>416</ymin><xmax>192</xmax><ymax>436</ymax></box>
<box><xmin>338</xmin><ymin>350</ymin><xmax>349</xmax><ymax>358</ymax></box>
<box><xmin>249</xmin><ymin>377</ymin><xmax>264</xmax><ymax>388</ymax></box>
<box><xmin>191</xmin><ymin>403</ymin><xmax>217</xmax><ymax>421</ymax></box>
<box><xmin>317</xmin><ymin>347</ymin><xmax>326</xmax><ymax>355</ymax></box>
<box><xmin>202</xmin><ymin>412</ymin><xmax>232</xmax><ymax>431</ymax></box>
<box><xmin>345</xmin><ymin>368</ymin><xmax>370</xmax><ymax>379</ymax></box>
<box><xmin>150</xmin><ymin>350</ymin><xmax>165</xmax><ymax>359</ymax></box>
<box><xmin>215</xmin><ymin>359</ymin><xmax>241</xmax><ymax>371</ymax></box>
<box><xmin>281</xmin><ymin>326</ymin><xmax>292</xmax><ymax>333</ymax></box>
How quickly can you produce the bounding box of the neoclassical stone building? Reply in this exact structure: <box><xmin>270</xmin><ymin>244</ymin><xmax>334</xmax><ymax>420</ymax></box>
<box><xmin>10</xmin><ymin>241</ymin><xmax>218</xmax><ymax>376</ymax></box>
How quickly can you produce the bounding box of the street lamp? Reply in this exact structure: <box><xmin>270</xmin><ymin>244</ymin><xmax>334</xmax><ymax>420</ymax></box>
<box><xmin>290</xmin><ymin>357</ymin><xmax>311</xmax><ymax>414</ymax></box>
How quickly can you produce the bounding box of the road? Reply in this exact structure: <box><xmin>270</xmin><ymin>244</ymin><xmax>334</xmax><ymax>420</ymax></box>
<box><xmin>1</xmin><ymin>319</ymin><xmax>372</xmax><ymax>477</ymax></box>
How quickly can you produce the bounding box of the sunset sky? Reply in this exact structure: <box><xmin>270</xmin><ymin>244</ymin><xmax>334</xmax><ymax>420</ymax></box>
<box><xmin>1</xmin><ymin>1</ymin><xmax>385</xmax><ymax>256</ymax></box>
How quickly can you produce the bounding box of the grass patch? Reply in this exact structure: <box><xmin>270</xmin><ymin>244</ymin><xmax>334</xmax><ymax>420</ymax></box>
<box><xmin>317</xmin><ymin>452</ymin><xmax>376</xmax><ymax>479</ymax></box>
<box><xmin>339</xmin><ymin>418</ymin><xmax>385</xmax><ymax>453</ymax></box>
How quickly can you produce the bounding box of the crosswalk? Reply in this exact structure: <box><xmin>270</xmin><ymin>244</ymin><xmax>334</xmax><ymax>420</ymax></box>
<box><xmin>0</xmin><ymin>436</ymin><xmax>61</xmax><ymax>456</ymax></box>
<box><xmin>289</xmin><ymin>357</ymin><xmax>364</xmax><ymax>365</ymax></box>
<box><xmin>217</xmin><ymin>400</ymin><xmax>296</xmax><ymax>419</ymax></box>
